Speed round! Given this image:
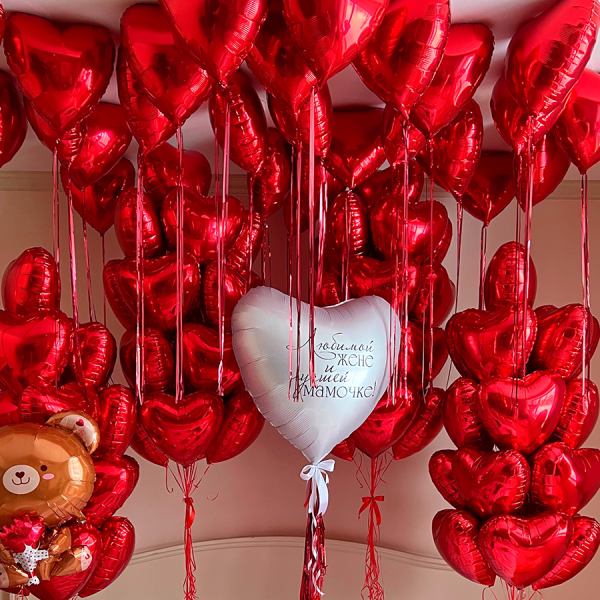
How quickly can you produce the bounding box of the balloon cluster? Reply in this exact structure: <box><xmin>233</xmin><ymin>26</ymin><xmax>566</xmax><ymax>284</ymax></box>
<box><xmin>431</xmin><ymin>242</ymin><xmax>600</xmax><ymax>592</ymax></box>
<box><xmin>0</xmin><ymin>248</ymin><xmax>136</xmax><ymax>598</ymax></box>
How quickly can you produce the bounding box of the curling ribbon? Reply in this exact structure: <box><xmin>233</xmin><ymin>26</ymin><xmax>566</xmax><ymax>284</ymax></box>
<box><xmin>359</xmin><ymin>495</ymin><xmax>384</xmax><ymax>526</ymax></box>
<box><xmin>301</xmin><ymin>459</ymin><xmax>335</xmax><ymax>517</ymax></box>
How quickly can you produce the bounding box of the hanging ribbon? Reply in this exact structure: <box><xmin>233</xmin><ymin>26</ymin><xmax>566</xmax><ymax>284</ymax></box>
<box><xmin>301</xmin><ymin>459</ymin><xmax>335</xmax><ymax>518</ymax></box>
<box><xmin>359</xmin><ymin>495</ymin><xmax>384</xmax><ymax>526</ymax></box>
<box><xmin>581</xmin><ymin>172</ymin><xmax>591</xmax><ymax>395</ymax></box>
<box><xmin>135</xmin><ymin>150</ymin><xmax>146</xmax><ymax>405</ymax></box>
<box><xmin>478</xmin><ymin>223</ymin><xmax>488</xmax><ymax>310</ymax></box>
<box><xmin>308</xmin><ymin>87</ymin><xmax>317</xmax><ymax>387</ymax></box>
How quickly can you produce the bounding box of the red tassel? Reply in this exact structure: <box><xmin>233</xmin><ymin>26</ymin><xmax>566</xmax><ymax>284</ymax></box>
<box><xmin>300</xmin><ymin>513</ymin><xmax>326</xmax><ymax>600</ymax></box>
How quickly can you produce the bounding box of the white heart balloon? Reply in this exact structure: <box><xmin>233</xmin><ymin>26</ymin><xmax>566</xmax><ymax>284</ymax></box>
<box><xmin>231</xmin><ymin>286</ymin><xmax>399</xmax><ymax>464</ymax></box>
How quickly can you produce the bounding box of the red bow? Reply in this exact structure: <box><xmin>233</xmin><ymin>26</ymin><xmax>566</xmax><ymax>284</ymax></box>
<box><xmin>359</xmin><ymin>495</ymin><xmax>384</xmax><ymax>525</ymax></box>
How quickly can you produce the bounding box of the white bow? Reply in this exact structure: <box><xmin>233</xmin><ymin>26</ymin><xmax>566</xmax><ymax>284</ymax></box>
<box><xmin>300</xmin><ymin>459</ymin><xmax>335</xmax><ymax>517</ymax></box>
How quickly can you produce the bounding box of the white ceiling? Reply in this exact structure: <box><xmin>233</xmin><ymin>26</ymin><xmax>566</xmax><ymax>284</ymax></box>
<box><xmin>2</xmin><ymin>0</ymin><xmax>600</xmax><ymax>179</ymax></box>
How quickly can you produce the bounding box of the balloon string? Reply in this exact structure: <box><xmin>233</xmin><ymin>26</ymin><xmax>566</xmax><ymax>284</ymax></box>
<box><xmin>101</xmin><ymin>233</ymin><xmax>107</xmax><ymax>326</ymax></box>
<box><xmin>317</xmin><ymin>166</ymin><xmax>327</xmax><ymax>297</ymax></box>
<box><xmin>308</xmin><ymin>87</ymin><xmax>316</xmax><ymax>387</ymax></box>
<box><xmin>343</xmin><ymin>192</ymin><xmax>351</xmax><ymax>301</ymax></box>
<box><xmin>300</xmin><ymin>512</ymin><xmax>326</xmax><ymax>600</ymax></box>
<box><xmin>446</xmin><ymin>199</ymin><xmax>463</xmax><ymax>389</ymax></box>
<box><xmin>581</xmin><ymin>172</ymin><xmax>591</xmax><ymax>391</ymax></box>
<box><xmin>247</xmin><ymin>181</ymin><xmax>254</xmax><ymax>291</ymax></box>
<box><xmin>288</xmin><ymin>148</ymin><xmax>295</xmax><ymax>402</ymax></box>
<box><xmin>296</xmin><ymin>146</ymin><xmax>303</xmax><ymax>400</ymax></box>
<box><xmin>401</xmin><ymin>126</ymin><xmax>410</xmax><ymax>397</ymax></box>
<box><xmin>389</xmin><ymin>163</ymin><xmax>399</xmax><ymax>397</ymax></box>
<box><xmin>135</xmin><ymin>152</ymin><xmax>146</xmax><ymax>405</ymax></box>
<box><xmin>522</xmin><ymin>117</ymin><xmax>534</xmax><ymax>379</ymax></box>
<box><xmin>478</xmin><ymin>224</ymin><xmax>488</xmax><ymax>310</ymax></box>
<box><xmin>427</xmin><ymin>143</ymin><xmax>435</xmax><ymax>388</ymax></box>
<box><xmin>80</xmin><ymin>211</ymin><xmax>96</xmax><ymax>323</ymax></box>
<box><xmin>176</xmin><ymin>125</ymin><xmax>185</xmax><ymax>403</ymax></box>
<box><xmin>52</xmin><ymin>147</ymin><xmax>60</xmax><ymax>272</ymax></box>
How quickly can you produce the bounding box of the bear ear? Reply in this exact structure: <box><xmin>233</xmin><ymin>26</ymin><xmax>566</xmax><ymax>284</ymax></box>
<box><xmin>46</xmin><ymin>410</ymin><xmax>100</xmax><ymax>454</ymax></box>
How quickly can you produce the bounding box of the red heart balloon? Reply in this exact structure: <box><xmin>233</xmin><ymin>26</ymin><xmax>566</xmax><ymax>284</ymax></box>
<box><xmin>531</xmin><ymin>443</ymin><xmax>600</xmax><ymax>515</ymax></box>
<box><xmin>325</xmin><ymin>108</ymin><xmax>386</xmax><ymax>188</ymax></box>
<box><xmin>0</xmin><ymin>310</ymin><xmax>73</xmax><ymax>392</ymax></box>
<box><xmin>117</xmin><ymin>252</ymin><xmax>202</xmax><ymax>332</ymax></box>
<box><xmin>18</xmin><ymin>382</ymin><xmax>98</xmax><ymax>423</ymax></box>
<box><xmin>79</xmin><ymin>517</ymin><xmax>135</xmax><ymax>598</ymax></box>
<box><xmin>129</xmin><ymin>423</ymin><xmax>169</xmax><ymax>467</ymax></box>
<box><xmin>429</xmin><ymin>450</ymin><xmax>468</xmax><ymax>509</ymax></box>
<box><xmin>533</xmin><ymin>516</ymin><xmax>600</xmax><ymax>590</ymax></box>
<box><xmin>0</xmin><ymin>389</ymin><xmax>20</xmax><ymax>427</ymax></box>
<box><xmin>504</xmin><ymin>0</ymin><xmax>599</xmax><ymax>122</ymax></box>
<box><xmin>316</xmin><ymin>273</ymin><xmax>343</xmax><ymax>308</ymax></box>
<box><xmin>83</xmin><ymin>455</ymin><xmax>139</xmax><ymax>527</ymax></box>
<box><xmin>121</xmin><ymin>4</ymin><xmax>212</xmax><ymax>126</ymax></box>
<box><xmin>478</xmin><ymin>371</ymin><xmax>567</xmax><ymax>455</ymax></box>
<box><xmin>514</xmin><ymin>133</ymin><xmax>571</xmax><ymax>209</ymax></box>
<box><xmin>401</xmin><ymin>325</ymin><xmax>448</xmax><ymax>391</ymax></box>
<box><xmin>209</xmin><ymin>70</ymin><xmax>267</xmax><ymax>172</ymax></box>
<box><xmin>330</xmin><ymin>437</ymin><xmax>356</xmax><ymax>461</ymax></box>
<box><xmin>370</xmin><ymin>198</ymin><xmax>448</xmax><ymax>263</ymax></box>
<box><xmin>442</xmin><ymin>377</ymin><xmax>493</xmax><ymax>450</ymax></box>
<box><xmin>433</xmin><ymin>509</ymin><xmax>496</xmax><ymax>586</ymax></box>
<box><xmin>393</xmin><ymin>387</ymin><xmax>445</xmax><ymax>459</ymax></box>
<box><xmin>162</xmin><ymin>188</ymin><xmax>245</xmax><ymax>264</ymax></box>
<box><xmin>556</xmin><ymin>69</ymin><xmax>600</xmax><ymax>174</ymax></box>
<box><xmin>353</xmin><ymin>387</ymin><xmax>419</xmax><ymax>457</ymax></box>
<box><xmin>349</xmin><ymin>256</ymin><xmax>420</xmax><ymax>310</ymax></box>
<box><xmin>461</xmin><ymin>152</ymin><xmax>515</xmax><ymax>226</ymax></box>
<box><xmin>247</xmin><ymin>0</ymin><xmax>317</xmax><ymax>116</ymax></box>
<box><xmin>62</xmin><ymin>158</ymin><xmax>135</xmax><ymax>235</ymax></box>
<box><xmin>69</xmin><ymin>103</ymin><xmax>132</xmax><ymax>189</ymax></box>
<box><xmin>418</xmin><ymin>100</ymin><xmax>483</xmax><ymax>199</ymax></box>
<box><xmin>2</xmin><ymin>247</ymin><xmax>60</xmax><ymax>316</ymax></box>
<box><xmin>248</xmin><ymin>128</ymin><xmax>292</xmax><ymax>218</ymax></box>
<box><xmin>159</xmin><ymin>0</ymin><xmax>268</xmax><ymax>86</ymax></box>
<box><xmin>479</xmin><ymin>513</ymin><xmax>573</xmax><ymax>589</ymax></box>
<box><xmin>484</xmin><ymin>242</ymin><xmax>537</xmax><ymax>312</ymax></box>
<box><xmin>354</xmin><ymin>0</ymin><xmax>450</xmax><ymax>119</ymax></box>
<box><xmin>445</xmin><ymin>305</ymin><xmax>537</xmax><ymax>381</ymax></box>
<box><xmin>143</xmin><ymin>143</ymin><xmax>211</xmax><ymax>205</ymax></box>
<box><xmin>283</xmin><ymin>0</ymin><xmax>388</xmax><ymax>85</ymax></box>
<box><xmin>226</xmin><ymin>211</ymin><xmax>264</xmax><ymax>276</ymax></box>
<box><xmin>382</xmin><ymin>108</ymin><xmax>427</xmax><ymax>166</ymax></box>
<box><xmin>120</xmin><ymin>328</ymin><xmax>175</xmax><ymax>394</ymax></box>
<box><xmin>103</xmin><ymin>259</ymin><xmax>136</xmax><ymax>329</ymax></box>
<box><xmin>96</xmin><ymin>385</ymin><xmax>137</xmax><ymax>458</ymax></box>
<box><xmin>0</xmin><ymin>71</ymin><xmax>26</xmax><ymax>168</ymax></box>
<box><xmin>452</xmin><ymin>447</ymin><xmax>530</xmax><ymax>519</ymax></box>
<box><xmin>411</xmin><ymin>23</ymin><xmax>494</xmax><ymax>137</ymax></box>
<box><xmin>31</xmin><ymin>523</ymin><xmax>102</xmax><ymax>600</ymax></box>
<box><xmin>410</xmin><ymin>261</ymin><xmax>455</xmax><ymax>328</ymax></box>
<box><xmin>551</xmin><ymin>378</ymin><xmax>599</xmax><ymax>449</ymax></box>
<box><xmin>116</xmin><ymin>48</ymin><xmax>176</xmax><ymax>155</ymax></box>
<box><xmin>206</xmin><ymin>388</ymin><xmax>265</xmax><ymax>463</ymax></box>
<box><xmin>5</xmin><ymin>14</ymin><xmax>115</xmax><ymax>135</ymax></box>
<box><xmin>434</xmin><ymin>218</ymin><xmax>453</xmax><ymax>263</ymax></box>
<box><xmin>529</xmin><ymin>304</ymin><xmax>600</xmax><ymax>380</ymax></box>
<box><xmin>114</xmin><ymin>187</ymin><xmax>165</xmax><ymax>259</ymax></box>
<box><xmin>139</xmin><ymin>391</ymin><xmax>225</xmax><ymax>466</ymax></box>
<box><xmin>182</xmin><ymin>323</ymin><xmax>242</xmax><ymax>396</ymax></box>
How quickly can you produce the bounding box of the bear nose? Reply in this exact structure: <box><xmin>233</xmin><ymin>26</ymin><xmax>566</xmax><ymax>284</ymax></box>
<box><xmin>15</xmin><ymin>471</ymin><xmax>25</xmax><ymax>479</ymax></box>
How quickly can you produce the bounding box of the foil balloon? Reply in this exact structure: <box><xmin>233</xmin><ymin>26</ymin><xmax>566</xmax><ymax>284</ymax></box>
<box><xmin>452</xmin><ymin>447</ymin><xmax>531</xmax><ymax>519</ymax></box>
<box><xmin>247</xmin><ymin>0</ymin><xmax>317</xmax><ymax>116</ymax></box>
<box><xmin>72</xmin><ymin>322</ymin><xmax>117</xmax><ymax>390</ymax></box>
<box><xmin>0</xmin><ymin>310</ymin><xmax>73</xmax><ymax>393</ymax></box>
<box><xmin>227</xmin><ymin>212</ymin><xmax>264</xmax><ymax>276</ymax></box>
<box><xmin>282</xmin><ymin>0</ymin><xmax>388</xmax><ymax>85</ymax></box>
<box><xmin>121</xmin><ymin>4</ymin><xmax>212</xmax><ymax>126</ymax></box>
<box><xmin>330</xmin><ymin>438</ymin><xmax>356</xmax><ymax>461</ymax></box>
<box><xmin>529</xmin><ymin>304</ymin><xmax>600</xmax><ymax>380</ymax></box>
<box><xmin>206</xmin><ymin>389</ymin><xmax>265</xmax><ymax>463</ymax></box>
<box><xmin>103</xmin><ymin>260</ymin><xmax>136</xmax><ymax>330</ymax></box>
<box><xmin>325</xmin><ymin>108</ymin><xmax>386</xmax><ymax>188</ymax></box>
<box><xmin>504</xmin><ymin>0</ymin><xmax>599</xmax><ymax>122</ymax></box>
<box><xmin>0</xmin><ymin>389</ymin><xmax>20</xmax><ymax>427</ymax></box>
<box><xmin>0</xmin><ymin>71</ymin><xmax>26</xmax><ymax>168</ymax></box>
<box><xmin>120</xmin><ymin>328</ymin><xmax>175</xmax><ymax>393</ymax></box>
<box><xmin>139</xmin><ymin>392</ymin><xmax>225</xmax><ymax>466</ymax></box>
<box><xmin>461</xmin><ymin>152</ymin><xmax>515</xmax><ymax>226</ymax></box>
<box><xmin>556</xmin><ymin>69</ymin><xmax>600</xmax><ymax>173</ymax></box>
<box><xmin>477</xmin><ymin>371</ymin><xmax>567</xmax><ymax>455</ymax></box>
<box><xmin>484</xmin><ymin>242</ymin><xmax>537</xmax><ymax>312</ymax></box>
<box><xmin>69</xmin><ymin>103</ymin><xmax>132</xmax><ymax>190</ymax></box>
<box><xmin>533</xmin><ymin>516</ymin><xmax>600</xmax><ymax>590</ymax></box>
<box><xmin>398</xmin><ymin>325</ymin><xmax>448</xmax><ymax>390</ymax></box>
<box><xmin>479</xmin><ymin>513</ymin><xmax>573</xmax><ymax>589</ymax></box>
<box><xmin>83</xmin><ymin>456</ymin><xmax>139</xmax><ymax>526</ymax></box>
<box><xmin>2</xmin><ymin>247</ymin><xmax>60</xmax><ymax>316</ymax></box>
<box><xmin>114</xmin><ymin>187</ymin><xmax>165</xmax><ymax>259</ymax></box>
<box><xmin>0</xmin><ymin>411</ymin><xmax>99</xmax><ymax>529</ymax></box>
<box><xmin>18</xmin><ymin>383</ymin><xmax>98</xmax><ymax>424</ymax></box>
<box><xmin>231</xmin><ymin>287</ymin><xmax>398</xmax><ymax>463</ymax></box>
<box><xmin>143</xmin><ymin>142</ymin><xmax>211</xmax><ymax>204</ymax></box>
<box><xmin>442</xmin><ymin>378</ymin><xmax>494</xmax><ymax>450</ymax></box>
<box><xmin>432</xmin><ymin>509</ymin><xmax>496</xmax><ymax>586</ymax></box>
<box><xmin>116</xmin><ymin>48</ymin><xmax>176</xmax><ymax>155</ymax></box>
<box><xmin>95</xmin><ymin>385</ymin><xmax>136</xmax><ymax>458</ymax></box>
<box><xmin>409</xmin><ymin>261</ymin><xmax>455</xmax><ymax>328</ymax></box>
<box><xmin>317</xmin><ymin>273</ymin><xmax>343</xmax><ymax>308</ymax></box>
<box><xmin>209</xmin><ymin>70</ymin><xmax>268</xmax><ymax>172</ymax></box>
<box><xmin>411</xmin><ymin>23</ymin><xmax>494</xmax><ymax>137</ymax></box>
<box><xmin>445</xmin><ymin>306</ymin><xmax>537</xmax><ymax>381</ymax></box>
<box><xmin>79</xmin><ymin>517</ymin><xmax>136</xmax><ymax>597</ymax></box>
<box><xmin>4</xmin><ymin>14</ymin><xmax>115</xmax><ymax>134</ymax></box>
<box><xmin>434</xmin><ymin>218</ymin><xmax>453</xmax><ymax>263</ymax></box>
<box><xmin>116</xmin><ymin>252</ymin><xmax>202</xmax><ymax>332</ymax></box>
<box><xmin>382</xmin><ymin>107</ymin><xmax>426</xmax><ymax>166</ymax></box>
<box><xmin>531</xmin><ymin>443</ymin><xmax>600</xmax><ymax>515</ymax></box>
<box><xmin>62</xmin><ymin>158</ymin><xmax>135</xmax><ymax>235</ymax></box>
<box><xmin>354</xmin><ymin>0</ymin><xmax>450</xmax><ymax>118</ymax></box>
<box><xmin>129</xmin><ymin>424</ymin><xmax>169</xmax><ymax>468</ymax></box>
<box><xmin>162</xmin><ymin>188</ymin><xmax>244</xmax><ymax>264</ymax></box>
<box><xmin>159</xmin><ymin>0</ymin><xmax>268</xmax><ymax>86</ymax></box>
<box><xmin>429</xmin><ymin>450</ymin><xmax>467</xmax><ymax>509</ymax></box>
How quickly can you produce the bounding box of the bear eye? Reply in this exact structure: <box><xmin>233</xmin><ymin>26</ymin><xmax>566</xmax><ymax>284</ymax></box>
<box><xmin>40</xmin><ymin>465</ymin><xmax>48</xmax><ymax>472</ymax></box>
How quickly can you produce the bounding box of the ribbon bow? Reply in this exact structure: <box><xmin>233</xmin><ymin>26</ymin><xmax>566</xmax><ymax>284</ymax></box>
<box><xmin>359</xmin><ymin>495</ymin><xmax>384</xmax><ymax>525</ymax></box>
<box><xmin>300</xmin><ymin>459</ymin><xmax>335</xmax><ymax>517</ymax></box>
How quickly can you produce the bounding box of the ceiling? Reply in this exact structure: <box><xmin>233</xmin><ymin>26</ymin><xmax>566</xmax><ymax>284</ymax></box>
<box><xmin>2</xmin><ymin>0</ymin><xmax>600</xmax><ymax>179</ymax></box>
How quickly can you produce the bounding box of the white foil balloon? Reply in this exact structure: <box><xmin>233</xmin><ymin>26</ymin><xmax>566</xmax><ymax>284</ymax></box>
<box><xmin>232</xmin><ymin>287</ymin><xmax>399</xmax><ymax>464</ymax></box>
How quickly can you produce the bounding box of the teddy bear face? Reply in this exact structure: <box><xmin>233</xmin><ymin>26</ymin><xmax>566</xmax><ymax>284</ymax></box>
<box><xmin>0</xmin><ymin>423</ymin><xmax>96</xmax><ymax>529</ymax></box>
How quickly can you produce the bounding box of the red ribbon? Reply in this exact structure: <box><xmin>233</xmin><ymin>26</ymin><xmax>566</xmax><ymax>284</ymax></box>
<box><xmin>359</xmin><ymin>495</ymin><xmax>384</xmax><ymax>526</ymax></box>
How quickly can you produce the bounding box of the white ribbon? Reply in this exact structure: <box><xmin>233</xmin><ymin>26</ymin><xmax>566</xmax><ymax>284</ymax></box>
<box><xmin>300</xmin><ymin>459</ymin><xmax>335</xmax><ymax>517</ymax></box>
